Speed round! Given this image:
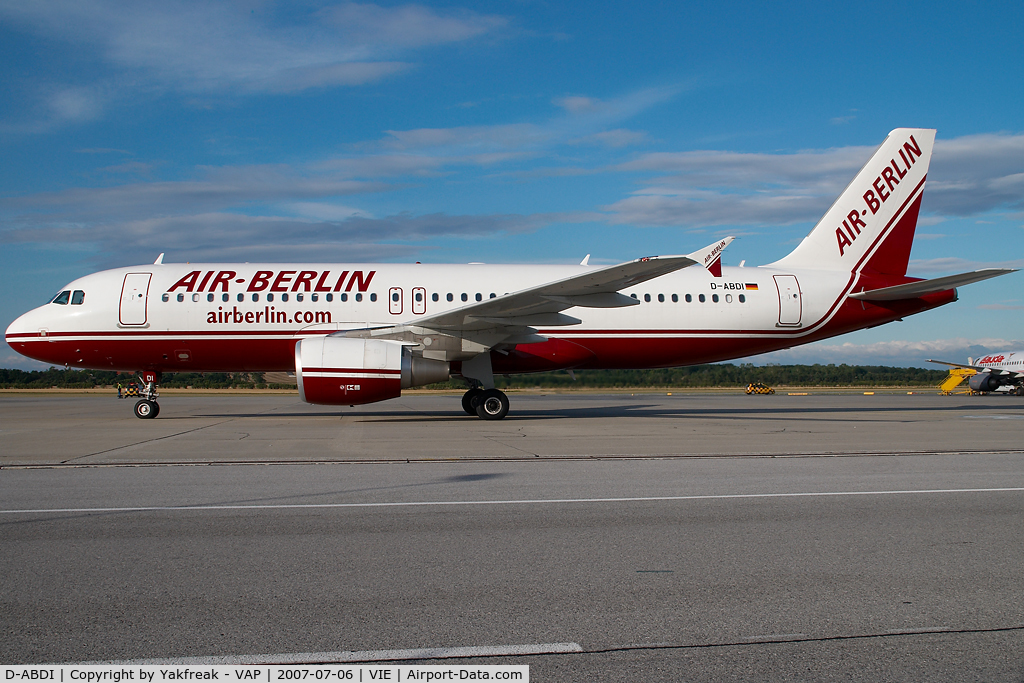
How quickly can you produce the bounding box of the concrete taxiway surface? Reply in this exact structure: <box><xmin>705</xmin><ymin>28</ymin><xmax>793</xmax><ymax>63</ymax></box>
<box><xmin>2</xmin><ymin>392</ymin><xmax>1023</xmax><ymax>679</ymax></box>
<box><xmin>1</xmin><ymin>391</ymin><xmax>1023</xmax><ymax>465</ymax></box>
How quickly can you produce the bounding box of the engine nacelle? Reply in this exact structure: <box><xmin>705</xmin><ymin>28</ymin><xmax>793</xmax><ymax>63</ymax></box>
<box><xmin>295</xmin><ymin>336</ymin><xmax>449</xmax><ymax>406</ymax></box>
<box><xmin>968</xmin><ymin>372</ymin><xmax>1002</xmax><ymax>393</ymax></box>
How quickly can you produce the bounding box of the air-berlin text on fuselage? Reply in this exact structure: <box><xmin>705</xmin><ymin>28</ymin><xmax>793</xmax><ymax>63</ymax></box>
<box><xmin>836</xmin><ymin>135</ymin><xmax>924</xmax><ymax>257</ymax></box>
<box><xmin>167</xmin><ymin>270</ymin><xmax>376</xmax><ymax>293</ymax></box>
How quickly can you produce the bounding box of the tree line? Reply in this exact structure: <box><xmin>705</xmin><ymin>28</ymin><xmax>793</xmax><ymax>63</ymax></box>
<box><xmin>1</xmin><ymin>364</ymin><xmax>950</xmax><ymax>389</ymax></box>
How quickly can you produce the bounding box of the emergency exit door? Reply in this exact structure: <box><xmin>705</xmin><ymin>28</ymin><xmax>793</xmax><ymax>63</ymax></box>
<box><xmin>119</xmin><ymin>273</ymin><xmax>152</xmax><ymax>326</ymax></box>
<box><xmin>774</xmin><ymin>274</ymin><xmax>802</xmax><ymax>327</ymax></box>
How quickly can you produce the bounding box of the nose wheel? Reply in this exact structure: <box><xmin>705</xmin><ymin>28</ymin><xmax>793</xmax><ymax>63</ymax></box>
<box><xmin>134</xmin><ymin>399</ymin><xmax>159</xmax><ymax>419</ymax></box>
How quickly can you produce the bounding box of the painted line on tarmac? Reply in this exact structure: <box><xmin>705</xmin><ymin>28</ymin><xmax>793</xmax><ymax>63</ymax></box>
<box><xmin>4</xmin><ymin>487</ymin><xmax>1024</xmax><ymax>515</ymax></box>
<box><xmin>69</xmin><ymin>642</ymin><xmax>585</xmax><ymax>665</ymax></box>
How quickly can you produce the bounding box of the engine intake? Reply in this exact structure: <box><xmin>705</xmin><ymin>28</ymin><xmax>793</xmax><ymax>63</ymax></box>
<box><xmin>968</xmin><ymin>373</ymin><xmax>1002</xmax><ymax>393</ymax></box>
<box><xmin>295</xmin><ymin>336</ymin><xmax>449</xmax><ymax>406</ymax></box>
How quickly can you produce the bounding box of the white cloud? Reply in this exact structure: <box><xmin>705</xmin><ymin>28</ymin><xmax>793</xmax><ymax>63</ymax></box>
<box><xmin>746</xmin><ymin>338</ymin><xmax>1024</xmax><ymax>368</ymax></box>
<box><xmin>0</xmin><ymin>1</ymin><xmax>507</xmax><ymax>97</ymax></box>
<box><xmin>600</xmin><ymin>132</ymin><xmax>1024</xmax><ymax>229</ymax></box>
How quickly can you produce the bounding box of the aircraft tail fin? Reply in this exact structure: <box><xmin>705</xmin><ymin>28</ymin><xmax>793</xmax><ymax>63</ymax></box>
<box><xmin>770</xmin><ymin>128</ymin><xmax>936</xmax><ymax>276</ymax></box>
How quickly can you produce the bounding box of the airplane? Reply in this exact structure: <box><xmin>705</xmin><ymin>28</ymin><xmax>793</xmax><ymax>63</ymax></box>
<box><xmin>928</xmin><ymin>352</ymin><xmax>1024</xmax><ymax>395</ymax></box>
<box><xmin>5</xmin><ymin>128</ymin><xmax>1016</xmax><ymax>420</ymax></box>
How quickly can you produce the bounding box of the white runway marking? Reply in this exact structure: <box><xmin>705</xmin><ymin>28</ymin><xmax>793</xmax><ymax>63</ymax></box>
<box><xmin>70</xmin><ymin>642</ymin><xmax>585</xmax><ymax>665</ymax></box>
<box><xmin>4</xmin><ymin>487</ymin><xmax>1024</xmax><ymax>515</ymax></box>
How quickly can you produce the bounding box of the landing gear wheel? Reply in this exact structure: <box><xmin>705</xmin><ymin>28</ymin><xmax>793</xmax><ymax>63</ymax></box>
<box><xmin>475</xmin><ymin>389</ymin><xmax>510</xmax><ymax>420</ymax></box>
<box><xmin>134</xmin><ymin>399</ymin><xmax>158</xmax><ymax>419</ymax></box>
<box><xmin>1016</xmin><ymin>386</ymin><xmax>1024</xmax><ymax>397</ymax></box>
<box><xmin>462</xmin><ymin>388</ymin><xmax>483</xmax><ymax>415</ymax></box>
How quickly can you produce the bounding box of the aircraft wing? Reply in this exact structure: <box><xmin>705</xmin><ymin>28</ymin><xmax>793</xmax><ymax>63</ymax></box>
<box><xmin>849</xmin><ymin>268</ymin><xmax>1015</xmax><ymax>302</ymax></box>
<box><xmin>927</xmin><ymin>358</ymin><xmax>1023</xmax><ymax>377</ymax></box>
<box><xmin>343</xmin><ymin>238</ymin><xmax>733</xmax><ymax>351</ymax></box>
<box><xmin>404</xmin><ymin>237</ymin><xmax>734</xmax><ymax>331</ymax></box>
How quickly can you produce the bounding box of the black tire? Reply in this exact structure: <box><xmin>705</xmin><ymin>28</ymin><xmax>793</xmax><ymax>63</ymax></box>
<box><xmin>1016</xmin><ymin>386</ymin><xmax>1024</xmax><ymax>397</ymax></box>
<box><xmin>134</xmin><ymin>399</ymin><xmax>157</xmax><ymax>419</ymax></box>
<box><xmin>151</xmin><ymin>401</ymin><xmax>160</xmax><ymax>417</ymax></box>
<box><xmin>462</xmin><ymin>388</ymin><xmax>483</xmax><ymax>415</ymax></box>
<box><xmin>475</xmin><ymin>389</ymin><xmax>510</xmax><ymax>420</ymax></box>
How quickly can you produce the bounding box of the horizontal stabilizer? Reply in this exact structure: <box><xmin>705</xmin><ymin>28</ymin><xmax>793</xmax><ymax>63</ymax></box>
<box><xmin>849</xmin><ymin>268</ymin><xmax>1015</xmax><ymax>301</ymax></box>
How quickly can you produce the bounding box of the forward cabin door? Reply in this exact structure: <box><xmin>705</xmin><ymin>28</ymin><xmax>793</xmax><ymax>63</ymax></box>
<box><xmin>774</xmin><ymin>274</ymin><xmax>802</xmax><ymax>327</ymax></box>
<box><xmin>119</xmin><ymin>273</ymin><xmax>152</xmax><ymax>326</ymax></box>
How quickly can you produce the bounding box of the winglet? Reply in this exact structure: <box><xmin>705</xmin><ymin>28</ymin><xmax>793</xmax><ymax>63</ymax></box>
<box><xmin>153</xmin><ymin>253</ymin><xmax>165</xmax><ymax>265</ymax></box>
<box><xmin>687</xmin><ymin>237</ymin><xmax>734</xmax><ymax>278</ymax></box>
<box><xmin>580</xmin><ymin>254</ymin><xmax>590</xmax><ymax>266</ymax></box>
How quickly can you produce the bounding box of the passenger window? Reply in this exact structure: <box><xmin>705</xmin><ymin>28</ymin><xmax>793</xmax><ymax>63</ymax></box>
<box><xmin>739</xmin><ymin>294</ymin><xmax>746</xmax><ymax>303</ymax></box>
<box><xmin>355</xmin><ymin>293</ymin><xmax>363</xmax><ymax>302</ymax></box>
<box><xmin>237</xmin><ymin>293</ymin><xmax>244</xmax><ymax>302</ymax></box>
<box><xmin>71</xmin><ymin>290</ymin><xmax>85</xmax><ymax>305</ymax></box>
<box><xmin>177</xmin><ymin>293</ymin><xmax>185</xmax><ymax>302</ymax></box>
<box><xmin>672</xmin><ymin>294</ymin><xmax>678</xmax><ymax>303</ymax></box>
<box><xmin>222</xmin><ymin>293</ymin><xmax>229</xmax><ymax>302</ymax></box>
<box><xmin>712</xmin><ymin>294</ymin><xmax>719</xmax><ymax>303</ymax></box>
<box><xmin>370</xmin><ymin>293</ymin><xmax>377</xmax><ymax>302</ymax></box>
<box><xmin>447</xmin><ymin>293</ymin><xmax>454</xmax><ymax>302</ymax></box>
<box><xmin>685</xmin><ymin>294</ymin><xmax>692</xmax><ymax>303</ymax></box>
<box><xmin>490</xmin><ymin>293</ymin><xmax>496</xmax><ymax>299</ymax></box>
<box><xmin>432</xmin><ymin>293</ymin><xmax>439</xmax><ymax>302</ymax></box>
<box><xmin>643</xmin><ymin>294</ymin><xmax>651</xmax><ymax>302</ymax></box>
<box><xmin>207</xmin><ymin>293</ymin><xmax>214</xmax><ymax>302</ymax></box>
<box><xmin>415</xmin><ymin>292</ymin><xmax>423</xmax><ymax>302</ymax></box>
<box><xmin>282</xmin><ymin>293</ymin><xmax>289</xmax><ymax>302</ymax></box>
<box><xmin>296</xmin><ymin>293</ymin><xmax>304</xmax><ymax>302</ymax></box>
<box><xmin>393</xmin><ymin>292</ymin><xmax>400</xmax><ymax>302</ymax></box>
<box><xmin>461</xmin><ymin>293</ymin><xmax>468</xmax><ymax>302</ymax></box>
<box><xmin>657</xmin><ymin>294</ymin><xmax>664</xmax><ymax>303</ymax></box>
<box><xmin>311</xmin><ymin>294</ymin><xmax>318</xmax><ymax>302</ymax></box>
<box><xmin>252</xmin><ymin>293</ymin><xmax>259</xmax><ymax>302</ymax></box>
<box><xmin>726</xmin><ymin>294</ymin><xmax>733</xmax><ymax>303</ymax></box>
<box><xmin>267</xmin><ymin>293</ymin><xmax>274</xmax><ymax>302</ymax></box>
<box><xmin>52</xmin><ymin>291</ymin><xmax>70</xmax><ymax>305</ymax></box>
<box><xmin>630</xmin><ymin>293</ymin><xmax>638</xmax><ymax>299</ymax></box>
<box><xmin>162</xmin><ymin>293</ymin><xmax>169</xmax><ymax>302</ymax></box>
<box><xmin>340</xmin><ymin>293</ymin><xmax>348</xmax><ymax>302</ymax></box>
<box><xmin>192</xmin><ymin>294</ymin><xmax>200</xmax><ymax>302</ymax></box>
<box><xmin>475</xmin><ymin>293</ymin><xmax>482</xmax><ymax>302</ymax></box>
<box><xmin>326</xmin><ymin>294</ymin><xmax>332</xmax><ymax>302</ymax></box>
<box><xmin>698</xmin><ymin>294</ymin><xmax>706</xmax><ymax>303</ymax></box>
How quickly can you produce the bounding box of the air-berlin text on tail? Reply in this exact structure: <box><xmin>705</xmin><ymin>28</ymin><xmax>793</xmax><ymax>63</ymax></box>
<box><xmin>836</xmin><ymin>135</ymin><xmax>924</xmax><ymax>257</ymax></box>
<box><xmin>167</xmin><ymin>270</ymin><xmax>376</xmax><ymax>294</ymax></box>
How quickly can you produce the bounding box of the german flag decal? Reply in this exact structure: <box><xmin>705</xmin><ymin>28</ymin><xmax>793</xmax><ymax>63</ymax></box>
<box><xmin>745</xmin><ymin>283</ymin><xmax>758</xmax><ymax>290</ymax></box>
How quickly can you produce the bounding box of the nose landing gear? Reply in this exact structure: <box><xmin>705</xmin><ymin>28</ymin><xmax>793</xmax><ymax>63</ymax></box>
<box><xmin>122</xmin><ymin>371</ymin><xmax>161</xmax><ymax>419</ymax></box>
<box><xmin>134</xmin><ymin>399</ymin><xmax>159</xmax><ymax>419</ymax></box>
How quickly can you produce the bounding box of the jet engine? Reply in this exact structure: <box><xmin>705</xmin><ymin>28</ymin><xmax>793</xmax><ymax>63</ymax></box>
<box><xmin>968</xmin><ymin>373</ymin><xmax>1002</xmax><ymax>393</ymax></box>
<box><xmin>295</xmin><ymin>336</ymin><xmax>449</xmax><ymax>406</ymax></box>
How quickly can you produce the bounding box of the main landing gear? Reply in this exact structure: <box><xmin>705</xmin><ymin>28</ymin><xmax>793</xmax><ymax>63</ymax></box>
<box><xmin>461</xmin><ymin>387</ymin><xmax>510</xmax><ymax>420</ymax></box>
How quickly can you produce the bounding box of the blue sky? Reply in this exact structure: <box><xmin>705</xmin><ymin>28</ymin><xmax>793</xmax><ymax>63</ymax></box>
<box><xmin>2</xmin><ymin>0</ymin><xmax>1023</xmax><ymax>370</ymax></box>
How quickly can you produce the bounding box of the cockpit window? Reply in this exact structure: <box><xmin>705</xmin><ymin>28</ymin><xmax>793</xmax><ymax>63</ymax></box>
<box><xmin>51</xmin><ymin>291</ymin><xmax>70</xmax><ymax>305</ymax></box>
<box><xmin>71</xmin><ymin>290</ymin><xmax>85</xmax><ymax>305</ymax></box>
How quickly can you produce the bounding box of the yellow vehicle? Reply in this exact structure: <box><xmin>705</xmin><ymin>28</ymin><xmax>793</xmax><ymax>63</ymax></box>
<box><xmin>746</xmin><ymin>382</ymin><xmax>775</xmax><ymax>395</ymax></box>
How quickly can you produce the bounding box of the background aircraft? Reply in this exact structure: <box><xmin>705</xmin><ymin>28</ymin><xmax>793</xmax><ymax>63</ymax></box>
<box><xmin>929</xmin><ymin>352</ymin><xmax>1024</xmax><ymax>394</ymax></box>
